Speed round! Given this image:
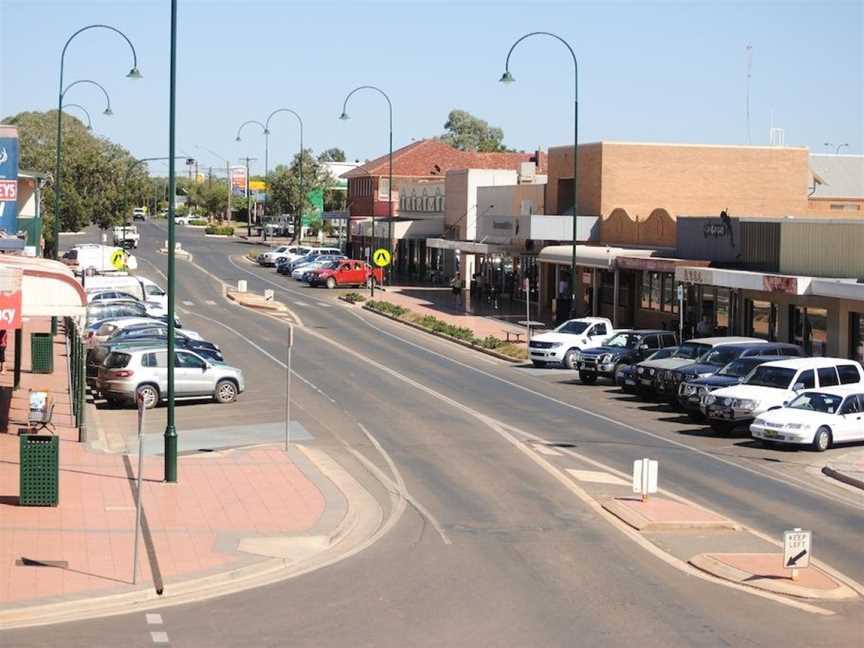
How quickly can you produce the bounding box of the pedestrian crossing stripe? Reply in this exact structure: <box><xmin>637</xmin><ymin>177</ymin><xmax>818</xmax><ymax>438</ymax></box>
<box><xmin>182</xmin><ymin>300</ymin><xmax>195</xmax><ymax>306</ymax></box>
<box><xmin>373</xmin><ymin>248</ymin><xmax>391</xmax><ymax>267</ymax></box>
<box><xmin>205</xmin><ymin>300</ymin><xmax>217</xmax><ymax>305</ymax></box>
<box><xmin>294</xmin><ymin>301</ymin><xmax>309</xmax><ymax>306</ymax></box>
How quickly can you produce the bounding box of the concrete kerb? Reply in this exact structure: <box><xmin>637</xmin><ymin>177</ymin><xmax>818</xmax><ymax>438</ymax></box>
<box><xmin>0</xmin><ymin>442</ymin><xmax>382</xmax><ymax>631</ymax></box>
<box><xmin>601</xmin><ymin>497</ymin><xmax>741</xmax><ymax>532</ymax></box>
<box><xmin>361</xmin><ymin>303</ymin><xmax>523</xmax><ymax>364</ymax></box>
<box><xmin>821</xmin><ymin>449</ymin><xmax>864</xmax><ymax>490</ymax></box>
<box><xmin>689</xmin><ymin>553</ymin><xmax>859</xmax><ymax>601</ymax></box>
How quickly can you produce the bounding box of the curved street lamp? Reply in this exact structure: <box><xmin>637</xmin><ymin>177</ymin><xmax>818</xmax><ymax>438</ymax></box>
<box><xmin>235</xmin><ymin>119</ymin><xmax>266</xmax><ymax>237</ymax></box>
<box><xmin>824</xmin><ymin>142</ymin><xmax>849</xmax><ymax>154</ymax></box>
<box><xmin>62</xmin><ymin>79</ymin><xmax>114</xmax><ymax>115</ymax></box>
<box><xmin>339</xmin><ymin>85</ymin><xmax>393</xmax><ymax>283</ymax></box>
<box><xmin>53</xmin><ymin>24</ymin><xmax>142</xmax><ymax>260</ymax></box>
<box><xmin>61</xmin><ymin>103</ymin><xmax>94</xmax><ymax>131</ymax></box>
<box><xmin>501</xmin><ymin>31</ymin><xmax>579</xmax><ymax>316</ymax></box>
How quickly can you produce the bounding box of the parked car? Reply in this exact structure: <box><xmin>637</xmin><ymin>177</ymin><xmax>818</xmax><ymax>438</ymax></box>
<box><xmin>668</xmin><ymin>342</ymin><xmax>804</xmax><ymax>404</ymax></box>
<box><xmin>677</xmin><ymin>355</ymin><xmax>796</xmax><ymax>421</ymax></box>
<box><xmin>750</xmin><ymin>387</ymin><xmax>864</xmax><ymax>451</ymax></box>
<box><xmin>174</xmin><ymin>215</ymin><xmax>190</xmax><ymax>225</ymax></box>
<box><xmin>617</xmin><ymin>346</ymin><xmax>679</xmax><ymax>390</ymax></box>
<box><xmin>86</xmin><ymin>302</ymin><xmax>182</xmax><ymax>329</ymax></box>
<box><xmin>283</xmin><ymin>249</ymin><xmax>343</xmax><ymax>274</ymax></box>
<box><xmin>97</xmin><ymin>348</ymin><xmax>244</xmax><ymax>409</ymax></box>
<box><xmin>307</xmin><ymin>259</ymin><xmax>384</xmax><ymax>289</ymax></box>
<box><xmin>86</xmin><ymin>316</ymin><xmax>187</xmax><ymax>347</ymax></box>
<box><xmin>258</xmin><ymin>245</ymin><xmax>311</xmax><ymax>267</ymax></box>
<box><xmin>291</xmin><ymin>256</ymin><xmax>346</xmax><ymax>280</ymax></box>
<box><xmin>528</xmin><ymin>317</ymin><xmax>617</xmax><ymax>369</ymax></box>
<box><xmin>703</xmin><ymin>357</ymin><xmax>864</xmax><ymax>434</ymax></box>
<box><xmin>83</xmin><ymin>275</ymin><xmax>166</xmax><ymax>309</ymax></box>
<box><xmin>62</xmin><ymin>244</ymin><xmax>125</xmax><ymax>274</ymax></box>
<box><xmin>634</xmin><ymin>337</ymin><xmax>768</xmax><ymax>398</ymax></box>
<box><xmin>576</xmin><ymin>330</ymin><xmax>677</xmax><ymax>384</ymax></box>
<box><xmin>87</xmin><ymin>289</ymin><xmax>141</xmax><ymax>305</ymax></box>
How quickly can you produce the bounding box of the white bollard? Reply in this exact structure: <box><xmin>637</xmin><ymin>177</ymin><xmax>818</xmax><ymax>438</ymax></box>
<box><xmin>237</xmin><ymin>280</ymin><xmax>247</xmax><ymax>293</ymax></box>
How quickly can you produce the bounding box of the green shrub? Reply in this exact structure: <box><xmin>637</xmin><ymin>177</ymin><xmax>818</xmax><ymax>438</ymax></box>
<box><xmin>205</xmin><ymin>225</ymin><xmax>234</xmax><ymax>236</ymax></box>
<box><xmin>366</xmin><ymin>300</ymin><xmax>408</xmax><ymax>317</ymax></box>
<box><xmin>343</xmin><ymin>292</ymin><xmax>367</xmax><ymax>304</ymax></box>
<box><xmin>189</xmin><ymin>218</ymin><xmax>209</xmax><ymax>226</ymax></box>
<box><xmin>478</xmin><ymin>335</ymin><xmax>506</xmax><ymax>349</ymax></box>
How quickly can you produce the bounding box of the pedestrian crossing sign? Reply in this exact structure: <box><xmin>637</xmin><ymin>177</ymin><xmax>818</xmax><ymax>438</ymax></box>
<box><xmin>111</xmin><ymin>248</ymin><xmax>126</xmax><ymax>270</ymax></box>
<box><xmin>373</xmin><ymin>248</ymin><xmax>391</xmax><ymax>267</ymax></box>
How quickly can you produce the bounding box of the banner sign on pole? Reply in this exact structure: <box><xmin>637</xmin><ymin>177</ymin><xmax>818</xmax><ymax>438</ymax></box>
<box><xmin>230</xmin><ymin>166</ymin><xmax>247</xmax><ymax>198</ymax></box>
<box><xmin>0</xmin><ymin>125</ymin><xmax>19</xmax><ymax>235</ymax></box>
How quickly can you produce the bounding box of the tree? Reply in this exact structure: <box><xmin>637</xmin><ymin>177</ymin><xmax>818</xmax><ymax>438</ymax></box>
<box><xmin>267</xmin><ymin>149</ymin><xmax>335</xmax><ymax>241</ymax></box>
<box><xmin>186</xmin><ymin>180</ymin><xmax>229</xmax><ymax>219</ymax></box>
<box><xmin>318</xmin><ymin>147</ymin><xmax>346</xmax><ymax>162</ymax></box>
<box><xmin>1</xmin><ymin>110</ymin><xmax>148</xmax><ymax>254</ymax></box>
<box><xmin>439</xmin><ymin>109</ymin><xmax>510</xmax><ymax>152</ymax></box>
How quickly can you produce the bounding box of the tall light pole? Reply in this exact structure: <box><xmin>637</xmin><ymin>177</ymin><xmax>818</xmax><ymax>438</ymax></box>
<box><xmin>501</xmin><ymin>32</ymin><xmax>578</xmax><ymax>317</ymax></box>
<box><xmin>54</xmin><ymin>24</ymin><xmax>141</xmax><ymax>261</ymax></box>
<box><xmin>235</xmin><ymin>120</ymin><xmax>265</xmax><ymax>237</ymax></box>
<box><xmin>165</xmin><ymin>0</ymin><xmax>178</xmax><ymax>483</ymax></box>
<box><xmin>824</xmin><ymin>142</ymin><xmax>849</xmax><ymax>154</ymax></box>
<box><xmin>62</xmin><ymin>103</ymin><xmax>95</xmax><ymax>131</ymax></box>
<box><xmin>339</xmin><ymin>85</ymin><xmax>393</xmax><ymax>283</ymax></box>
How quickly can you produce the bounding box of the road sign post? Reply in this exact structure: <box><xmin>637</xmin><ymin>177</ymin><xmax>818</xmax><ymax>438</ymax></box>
<box><xmin>371</xmin><ymin>248</ymin><xmax>391</xmax><ymax>298</ymax></box>
<box><xmin>632</xmin><ymin>458</ymin><xmax>658</xmax><ymax>502</ymax></box>
<box><xmin>285</xmin><ymin>324</ymin><xmax>293</xmax><ymax>452</ymax></box>
<box><xmin>132</xmin><ymin>392</ymin><xmax>145</xmax><ymax>584</ymax></box>
<box><xmin>783</xmin><ymin>528</ymin><xmax>811</xmax><ymax>581</ymax></box>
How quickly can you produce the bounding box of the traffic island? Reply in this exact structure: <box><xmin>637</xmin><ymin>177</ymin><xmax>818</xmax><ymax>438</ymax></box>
<box><xmin>602</xmin><ymin>496</ymin><xmax>741</xmax><ymax>532</ymax></box>
<box><xmin>227</xmin><ymin>289</ymin><xmax>287</xmax><ymax>313</ymax></box>
<box><xmin>689</xmin><ymin>553</ymin><xmax>859</xmax><ymax>601</ymax></box>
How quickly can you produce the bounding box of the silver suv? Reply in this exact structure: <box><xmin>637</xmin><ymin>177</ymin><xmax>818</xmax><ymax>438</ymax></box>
<box><xmin>96</xmin><ymin>348</ymin><xmax>245</xmax><ymax>409</ymax></box>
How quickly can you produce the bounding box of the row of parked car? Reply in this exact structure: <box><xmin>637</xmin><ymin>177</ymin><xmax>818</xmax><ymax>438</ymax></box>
<box><xmin>83</xmin><ymin>275</ymin><xmax>245</xmax><ymax>409</ymax></box>
<box><xmin>257</xmin><ymin>245</ymin><xmax>383</xmax><ymax>288</ymax></box>
<box><xmin>528</xmin><ymin>317</ymin><xmax>864</xmax><ymax>452</ymax></box>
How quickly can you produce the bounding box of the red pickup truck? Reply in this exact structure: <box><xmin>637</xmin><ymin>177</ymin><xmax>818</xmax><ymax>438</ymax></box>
<box><xmin>308</xmin><ymin>260</ymin><xmax>384</xmax><ymax>289</ymax></box>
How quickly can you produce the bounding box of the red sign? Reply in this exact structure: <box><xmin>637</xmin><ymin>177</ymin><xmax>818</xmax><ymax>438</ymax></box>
<box><xmin>0</xmin><ymin>267</ymin><xmax>22</xmax><ymax>329</ymax></box>
<box><xmin>0</xmin><ymin>179</ymin><xmax>17</xmax><ymax>201</ymax></box>
<box><xmin>763</xmin><ymin>275</ymin><xmax>798</xmax><ymax>294</ymax></box>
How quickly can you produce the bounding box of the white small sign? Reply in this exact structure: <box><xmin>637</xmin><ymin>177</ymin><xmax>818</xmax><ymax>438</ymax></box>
<box><xmin>783</xmin><ymin>528</ymin><xmax>811</xmax><ymax>570</ymax></box>
<box><xmin>677</xmin><ymin>284</ymin><xmax>684</xmax><ymax>301</ymax></box>
<box><xmin>264</xmin><ymin>289</ymin><xmax>274</xmax><ymax>302</ymax></box>
<box><xmin>632</xmin><ymin>458</ymin><xmax>658</xmax><ymax>499</ymax></box>
<box><xmin>237</xmin><ymin>280</ymin><xmax>247</xmax><ymax>293</ymax></box>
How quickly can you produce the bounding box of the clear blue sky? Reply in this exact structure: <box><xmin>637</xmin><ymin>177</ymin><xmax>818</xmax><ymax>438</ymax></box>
<box><xmin>1</xmin><ymin>0</ymin><xmax>862</xmax><ymax>176</ymax></box>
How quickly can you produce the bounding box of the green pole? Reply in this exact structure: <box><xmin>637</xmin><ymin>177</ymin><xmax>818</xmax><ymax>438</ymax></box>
<box><xmin>164</xmin><ymin>0</ymin><xmax>178</xmax><ymax>483</ymax></box>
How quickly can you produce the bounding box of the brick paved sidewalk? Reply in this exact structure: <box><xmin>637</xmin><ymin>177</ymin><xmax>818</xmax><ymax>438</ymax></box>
<box><xmin>0</xmin><ymin>437</ymin><xmax>327</xmax><ymax>609</ymax></box>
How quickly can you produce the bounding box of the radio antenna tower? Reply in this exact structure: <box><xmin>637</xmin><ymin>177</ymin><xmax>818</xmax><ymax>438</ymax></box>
<box><xmin>745</xmin><ymin>43</ymin><xmax>753</xmax><ymax>145</ymax></box>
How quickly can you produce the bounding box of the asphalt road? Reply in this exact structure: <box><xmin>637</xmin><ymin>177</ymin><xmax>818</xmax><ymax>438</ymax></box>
<box><xmin>9</xmin><ymin>223</ymin><xmax>862</xmax><ymax>647</ymax></box>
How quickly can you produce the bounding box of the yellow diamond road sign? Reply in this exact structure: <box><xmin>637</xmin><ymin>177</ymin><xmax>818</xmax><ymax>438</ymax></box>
<box><xmin>373</xmin><ymin>248</ymin><xmax>391</xmax><ymax>267</ymax></box>
<box><xmin>111</xmin><ymin>248</ymin><xmax>126</xmax><ymax>270</ymax></box>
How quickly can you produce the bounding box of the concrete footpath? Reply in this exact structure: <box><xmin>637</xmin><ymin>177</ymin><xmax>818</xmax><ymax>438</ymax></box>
<box><xmin>0</xmin><ymin>435</ymin><xmax>373</xmax><ymax>629</ymax></box>
<box><xmin>822</xmin><ymin>447</ymin><xmax>864</xmax><ymax>490</ymax></box>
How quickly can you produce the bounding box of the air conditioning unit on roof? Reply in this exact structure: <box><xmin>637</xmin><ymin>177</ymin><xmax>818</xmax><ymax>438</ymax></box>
<box><xmin>519</xmin><ymin>162</ymin><xmax>536</xmax><ymax>183</ymax></box>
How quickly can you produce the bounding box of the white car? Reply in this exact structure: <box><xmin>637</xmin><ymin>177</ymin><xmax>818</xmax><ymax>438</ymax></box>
<box><xmin>703</xmin><ymin>357</ymin><xmax>864</xmax><ymax>434</ymax></box>
<box><xmin>257</xmin><ymin>245</ymin><xmax>310</xmax><ymax>267</ymax></box>
<box><xmin>751</xmin><ymin>387</ymin><xmax>864</xmax><ymax>451</ymax></box>
<box><xmin>527</xmin><ymin>317</ymin><xmax>617</xmax><ymax>369</ymax></box>
<box><xmin>174</xmin><ymin>215</ymin><xmax>190</xmax><ymax>225</ymax></box>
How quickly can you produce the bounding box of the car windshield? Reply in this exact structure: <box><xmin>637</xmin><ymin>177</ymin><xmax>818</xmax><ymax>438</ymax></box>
<box><xmin>555</xmin><ymin>321</ymin><xmax>590</xmax><ymax>335</ymax></box>
<box><xmin>674</xmin><ymin>343</ymin><xmax>711</xmax><ymax>359</ymax></box>
<box><xmin>647</xmin><ymin>347</ymin><xmax>677</xmax><ymax>360</ymax></box>
<box><xmin>718</xmin><ymin>359</ymin><xmax>762</xmax><ymax>378</ymax></box>
<box><xmin>604</xmin><ymin>333</ymin><xmax>639</xmax><ymax>348</ymax></box>
<box><xmin>745</xmin><ymin>366</ymin><xmax>796</xmax><ymax>388</ymax></box>
<box><xmin>702</xmin><ymin>347</ymin><xmax>743</xmax><ymax>366</ymax></box>
<box><xmin>788</xmin><ymin>392</ymin><xmax>843</xmax><ymax>414</ymax></box>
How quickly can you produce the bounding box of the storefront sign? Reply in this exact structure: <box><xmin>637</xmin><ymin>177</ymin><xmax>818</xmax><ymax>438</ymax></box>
<box><xmin>703</xmin><ymin>222</ymin><xmax>728</xmax><ymax>238</ymax></box>
<box><xmin>0</xmin><ymin>126</ymin><xmax>19</xmax><ymax>235</ymax></box>
<box><xmin>0</xmin><ymin>266</ymin><xmax>22</xmax><ymax>329</ymax></box>
<box><xmin>229</xmin><ymin>166</ymin><xmax>247</xmax><ymax>198</ymax></box>
<box><xmin>398</xmin><ymin>182</ymin><xmax>444</xmax><ymax>214</ymax></box>
<box><xmin>680</xmin><ymin>268</ymin><xmax>708</xmax><ymax>284</ymax></box>
<box><xmin>492</xmin><ymin>219</ymin><xmax>512</xmax><ymax>231</ymax></box>
<box><xmin>763</xmin><ymin>275</ymin><xmax>798</xmax><ymax>294</ymax></box>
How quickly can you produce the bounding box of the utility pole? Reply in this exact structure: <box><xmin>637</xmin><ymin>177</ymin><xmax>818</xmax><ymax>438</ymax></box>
<box><xmin>239</xmin><ymin>156</ymin><xmax>256</xmax><ymax>236</ymax></box>
<box><xmin>226</xmin><ymin>161</ymin><xmax>232</xmax><ymax>223</ymax></box>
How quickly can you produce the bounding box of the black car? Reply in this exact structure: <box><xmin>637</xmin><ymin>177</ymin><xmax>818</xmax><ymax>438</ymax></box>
<box><xmin>617</xmin><ymin>347</ymin><xmax>679</xmax><ymax>390</ymax></box>
<box><xmin>576</xmin><ymin>330</ymin><xmax>677</xmax><ymax>384</ymax></box>
<box><xmin>668</xmin><ymin>342</ymin><xmax>804</xmax><ymax>405</ymax></box>
<box><xmin>675</xmin><ymin>355</ymin><xmax>799</xmax><ymax>420</ymax></box>
<box><xmin>275</xmin><ymin>256</ymin><xmax>292</xmax><ymax>275</ymax></box>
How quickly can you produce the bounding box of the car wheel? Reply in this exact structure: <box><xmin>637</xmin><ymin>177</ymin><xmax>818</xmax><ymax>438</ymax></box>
<box><xmin>563</xmin><ymin>348</ymin><xmax>579</xmax><ymax>370</ymax></box>
<box><xmin>759</xmin><ymin>439</ymin><xmax>778</xmax><ymax>449</ymax></box>
<box><xmin>136</xmin><ymin>384</ymin><xmax>159</xmax><ymax>410</ymax></box>
<box><xmin>811</xmin><ymin>426</ymin><xmax>832</xmax><ymax>452</ymax></box>
<box><xmin>326</xmin><ymin>277</ymin><xmax>337</xmax><ymax>290</ymax></box>
<box><xmin>214</xmin><ymin>379</ymin><xmax>238</xmax><ymax>404</ymax></box>
<box><xmin>105</xmin><ymin>395</ymin><xmax>123</xmax><ymax>408</ymax></box>
<box><xmin>709</xmin><ymin>420</ymin><xmax>735</xmax><ymax>435</ymax></box>
<box><xmin>686</xmin><ymin>411</ymin><xmax>706</xmax><ymax>423</ymax></box>
<box><xmin>579</xmin><ymin>371</ymin><xmax>597</xmax><ymax>385</ymax></box>
<box><xmin>531</xmin><ymin>360</ymin><xmax>546</xmax><ymax>368</ymax></box>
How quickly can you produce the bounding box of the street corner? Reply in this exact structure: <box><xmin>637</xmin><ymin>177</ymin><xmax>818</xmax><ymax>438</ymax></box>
<box><xmin>688</xmin><ymin>553</ymin><xmax>860</xmax><ymax>601</ymax></box>
<box><xmin>821</xmin><ymin>447</ymin><xmax>864</xmax><ymax>490</ymax></box>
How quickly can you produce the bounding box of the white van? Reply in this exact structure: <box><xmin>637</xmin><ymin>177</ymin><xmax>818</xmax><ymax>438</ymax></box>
<box><xmin>703</xmin><ymin>357</ymin><xmax>864</xmax><ymax>433</ymax></box>
<box><xmin>82</xmin><ymin>275</ymin><xmax>167</xmax><ymax>309</ymax></box>
<box><xmin>62</xmin><ymin>244</ymin><xmax>124</xmax><ymax>274</ymax></box>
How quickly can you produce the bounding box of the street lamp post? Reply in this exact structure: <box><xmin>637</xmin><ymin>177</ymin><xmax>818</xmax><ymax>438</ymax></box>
<box><xmin>235</xmin><ymin>120</ymin><xmax>266</xmax><ymax>237</ymax></box>
<box><xmin>500</xmin><ymin>32</ymin><xmax>578</xmax><ymax>317</ymax></box>
<box><xmin>62</xmin><ymin>103</ymin><xmax>94</xmax><ymax>131</ymax></box>
<box><xmin>165</xmin><ymin>0</ymin><xmax>178</xmax><ymax>483</ymax></box>
<box><xmin>54</xmin><ymin>24</ymin><xmax>141</xmax><ymax>261</ymax></box>
<box><xmin>339</xmin><ymin>86</ymin><xmax>393</xmax><ymax>284</ymax></box>
<box><xmin>824</xmin><ymin>142</ymin><xmax>849</xmax><ymax>154</ymax></box>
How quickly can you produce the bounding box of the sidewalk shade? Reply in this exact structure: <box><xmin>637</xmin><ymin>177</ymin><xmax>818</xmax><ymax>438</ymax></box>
<box><xmin>30</xmin><ymin>332</ymin><xmax>54</xmax><ymax>373</ymax></box>
<box><xmin>19</xmin><ymin>434</ymin><xmax>59</xmax><ymax>506</ymax></box>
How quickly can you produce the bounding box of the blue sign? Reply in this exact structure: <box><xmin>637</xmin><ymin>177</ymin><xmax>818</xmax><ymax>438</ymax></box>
<box><xmin>0</xmin><ymin>128</ymin><xmax>20</xmax><ymax>235</ymax></box>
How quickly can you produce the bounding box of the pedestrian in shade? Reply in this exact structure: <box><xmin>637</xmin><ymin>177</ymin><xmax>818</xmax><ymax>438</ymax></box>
<box><xmin>0</xmin><ymin>329</ymin><xmax>7</xmax><ymax>374</ymax></box>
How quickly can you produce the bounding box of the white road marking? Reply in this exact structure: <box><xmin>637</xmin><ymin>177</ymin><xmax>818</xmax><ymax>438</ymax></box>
<box><xmin>145</xmin><ymin>613</ymin><xmax>163</xmax><ymax>625</ymax></box>
<box><xmin>293</xmin><ymin>301</ymin><xmax>309</xmax><ymax>307</ymax></box>
<box><xmin>150</xmin><ymin>631</ymin><xmax>169</xmax><ymax>643</ymax></box>
<box><xmin>319</xmin><ymin>302</ymin><xmax>332</xmax><ymax>308</ymax></box>
<box><xmin>205</xmin><ymin>300</ymin><xmax>217</xmax><ymax>305</ymax></box>
<box><xmin>182</xmin><ymin>300</ymin><xmax>195</xmax><ymax>306</ymax></box>
<box><xmin>532</xmin><ymin>444</ymin><xmax>562</xmax><ymax>456</ymax></box>
<box><xmin>566</xmin><ymin>469</ymin><xmax>629</xmax><ymax>486</ymax></box>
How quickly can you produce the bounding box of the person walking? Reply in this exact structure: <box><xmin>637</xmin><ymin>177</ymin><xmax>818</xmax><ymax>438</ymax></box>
<box><xmin>0</xmin><ymin>329</ymin><xmax>7</xmax><ymax>374</ymax></box>
<box><xmin>450</xmin><ymin>272</ymin><xmax>463</xmax><ymax>304</ymax></box>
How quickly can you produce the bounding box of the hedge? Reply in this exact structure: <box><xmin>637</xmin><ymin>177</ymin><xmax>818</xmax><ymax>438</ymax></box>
<box><xmin>205</xmin><ymin>225</ymin><xmax>234</xmax><ymax>236</ymax></box>
<box><xmin>189</xmin><ymin>218</ymin><xmax>209</xmax><ymax>226</ymax></box>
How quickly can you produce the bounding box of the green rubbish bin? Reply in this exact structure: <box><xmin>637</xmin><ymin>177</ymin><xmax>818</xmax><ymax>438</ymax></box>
<box><xmin>19</xmin><ymin>435</ymin><xmax>59</xmax><ymax>506</ymax></box>
<box><xmin>30</xmin><ymin>332</ymin><xmax>54</xmax><ymax>374</ymax></box>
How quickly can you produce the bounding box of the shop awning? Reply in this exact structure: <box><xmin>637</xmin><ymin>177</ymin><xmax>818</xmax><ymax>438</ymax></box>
<box><xmin>426</xmin><ymin>239</ymin><xmax>511</xmax><ymax>254</ymax></box>
<box><xmin>808</xmin><ymin>278</ymin><xmax>864</xmax><ymax>301</ymax></box>
<box><xmin>674</xmin><ymin>265</ymin><xmax>813</xmax><ymax>296</ymax></box>
<box><xmin>616</xmin><ymin>256</ymin><xmax>710</xmax><ymax>273</ymax></box>
<box><xmin>537</xmin><ymin>245</ymin><xmax>660</xmax><ymax>269</ymax></box>
<box><xmin>0</xmin><ymin>255</ymin><xmax>87</xmax><ymax>316</ymax></box>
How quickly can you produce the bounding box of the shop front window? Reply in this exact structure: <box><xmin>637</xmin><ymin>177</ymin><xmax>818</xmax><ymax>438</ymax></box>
<box><xmin>748</xmin><ymin>299</ymin><xmax>776</xmax><ymax>340</ymax></box>
<box><xmin>791</xmin><ymin>306</ymin><xmax>829</xmax><ymax>357</ymax></box>
<box><xmin>716</xmin><ymin>289</ymin><xmax>731</xmax><ymax>334</ymax></box>
<box><xmin>640</xmin><ymin>271</ymin><xmax>676</xmax><ymax>313</ymax></box>
<box><xmin>850</xmin><ymin>312</ymin><xmax>864</xmax><ymax>363</ymax></box>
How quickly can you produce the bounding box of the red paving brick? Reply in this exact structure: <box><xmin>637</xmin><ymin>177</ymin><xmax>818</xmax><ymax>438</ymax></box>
<box><xmin>706</xmin><ymin>553</ymin><xmax>840</xmax><ymax>590</ymax></box>
<box><xmin>0</xmin><ymin>436</ymin><xmax>326</xmax><ymax>606</ymax></box>
<box><xmin>615</xmin><ymin>497</ymin><xmax>731</xmax><ymax>524</ymax></box>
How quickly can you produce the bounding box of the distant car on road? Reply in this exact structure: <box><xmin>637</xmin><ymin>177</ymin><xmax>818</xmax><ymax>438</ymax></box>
<box><xmin>308</xmin><ymin>259</ymin><xmax>383</xmax><ymax>288</ymax></box>
<box><xmin>528</xmin><ymin>317</ymin><xmax>617</xmax><ymax>369</ymax></box>
<box><xmin>132</xmin><ymin>207</ymin><xmax>147</xmax><ymax>221</ymax></box>
<box><xmin>97</xmin><ymin>348</ymin><xmax>244</xmax><ymax>409</ymax></box>
<box><xmin>750</xmin><ymin>387</ymin><xmax>864</xmax><ymax>451</ymax></box>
